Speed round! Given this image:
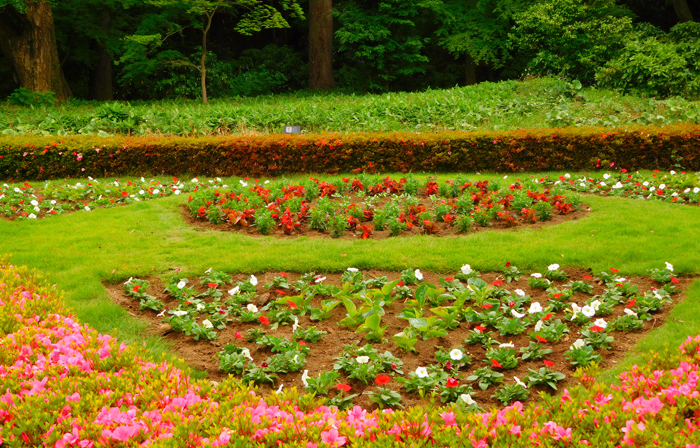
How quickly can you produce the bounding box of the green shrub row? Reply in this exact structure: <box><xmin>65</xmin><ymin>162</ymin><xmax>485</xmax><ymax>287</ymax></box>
<box><xmin>1</xmin><ymin>125</ymin><xmax>699</xmax><ymax>180</ymax></box>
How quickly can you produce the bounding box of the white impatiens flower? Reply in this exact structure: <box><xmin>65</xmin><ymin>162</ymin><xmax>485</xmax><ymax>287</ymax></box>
<box><xmin>618</xmin><ymin>278</ymin><xmax>626</xmax><ymax>282</ymax></box>
<box><xmin>228</xmin><ymin>286</ymin><xmax>240</xmax><ymax>296</ymax></box>
<box><xmin>172</xmin><ymin>310</ymin><xmax>188</xmax><ymax>317</ymax></box>
<box><xmin>28</xmin><ymin>213</ymin><xmax>37</xmax><ymax>219</ymax></box>
<box><xmin>347</xmin><ymin>267</ymin><xmax>359</xmax><ymax>272</ymax></box>
<box><xmin>152</xmin><ymin>189</ymin><xmax>160</xmax><ymax>195</ymax></box>
<box><xmin>643</xmin><ymin>181</ymin><xmax>649</xmax><ymax>187</ymax></box>
<box><xmin>174</xmin><ymin>190</ymin><xmax>181</xmax><ymax>195</ymax></box>
<box><xmin>460</xmin><ymin>394</ymin><xmax>476</xmax><ymax>405</ymax></box>
<box><xmin>30</xmin><ymin>200</ymin><xmax>38</xmax><ymax>206</ymax></box>
<box><xmin>241</xmin><ymin>348</ymin><xmax>253</xmax><ymax>360</ymax></box>
<box><xmin>613</xmin><ymin>182</ymin><xmax>623</xmax><ymax>189</ymax></box>
<box><xmin>414</xmin><ymin>269</ymin><xmax>423</xmax><ymax>281</ymax></box>
<box><xmin>515</xmin><ymin>289</ymin><xmax>526</xmax><ymax>297</ymax></box>
<box><xmin>139</xmin><ymin>190</ymin><xmax>145</xmax><ymax>195</ymax></box>
<box><xmin>249</xmin><ymin>275</ymin><xmax>258</xmax><ymax>286</ymax></box>
<box><xmin>84</xmin><ymin>206</ymin><xmax>91</xmax><ymax>212</ymax></box>
<box><xmin>196</xmin><ymin>303</ymin><xmax>205</xmax><ymax>311</ymax></box>
<box><xmin>499</xmin><ymin>343</ymin><xmax>515</xmax><ymax>348</ymax></box>
<box><xmin>415</xmin><ymin>367</ymin><xmax>429</xmax><ymax>378</ymax></box>
<box><xmin>450</xmin><ymin>349</ymin><xmax>464</xmax><ymax>361</ymax></box>
<box><xmin>534</xmin><ymin>320</ymin><xmax>544</xmax><ymax>332</ymax></box>
<box><xmin>694</xmin><ymin>187</ymin><xmax>700</xmax><ymax>194</ymax></box>
<box><xmin>624</xmin><ymin>308</ymin><xmax>638</xmax><ymax>317</ymax></box>
<box><xmin>177</xmin><ymin>280</ymin><xmax>187</xmax><ymax>289</ymax></box>
<box><xmin>514</xmin><ymin>377</ymin><xmax>528</xmax><ymax>388</ymax></box>
<box><xmin>247</xmin><ymin>304</ymin><xmax>259</xmax><ymax>313</ymax></box>
<box><xmin>531</xmin><ymin>273</ymin><xmax>542</xmax><ymax>278</ymax></box>
<box><xmin>528</xmin><ymin>302</ymin><xmax>543</xmax><ymax>314</ymax></box>
<box><xmin>356</xmin><ymin>356</ymin><xmax>369</xmax><ymax>364</ymax></box>
<box><xmin>192</xmin><ymin>178</ymin><xmax>199</xmax><ymax>183</ymax></box>
<box><xmin>670</xmin><ymin>170</ymin><xmax>677</xmax><ymax>175</ymax></box>
<box><xmin>599</xmin><ymin>182</ymin><xmax>607</xmax><ymax>187</ymax></box>
<box><xmin>659</xmin><ymin>184</ymin><xmax>666</xmax><ymax>190</ymax></box>
<box><xmin>292</xmin><ymin>317</ymin><xmax>300</xmax><ymax>332</ymax></box>
<box><xmin>571</xmin><ymin>339</ymin><xmax>586</xmax><ymax>350</ymax></box>
<box><xmin>511</xmin><ymin>309</ymin><xmax>525</xmax><ymax>319</ymax></box>
<box><xmin>548</xmin><ymin>264</ymin><xmax>560</xmax><ymax>271</ymax></box>
<box><xmin>570</xmin><ymin>304</ymin><xmax>582</xmax><ymax>321</ymax></box>
<box><xmin>581</xmin><ymin>305</ymin><xmax>595</xmax><ymax>318</ymax></box>
<box><xmin>665</xmin><ymin>262</ymin><xmax>674</xmax><ymax>272</ymax></box>
<box><xmin>275</xmin><ymin>384</ymin><xmax>284</xmax><ymax>394</ymax></box>
<box><xmin>315</xmin><ymin>276</ymin><xmax>326</xmax><ymax>283</ymax></box>
<box><xmin>124</xmin><ymin>277</ymin><xmax>133</xmax><ymax>285</ymax></box>
<box><xmin>593</xmin><ymin>318</ymin><xmax>607</xmax><ymax>329</ymax></box>
<box><xmin>461</xmin><ymin>264</ymin><xmax>473</xmax><ymax>275</ymax></box>
<box><xmin>564</xmin><ymin>173</ymin><xmax>571</xmax><ymax>179</ymax></box>
<box><xmin>202</xmin><ymin>319</ymin><xmax>213</xmax><ymax>329</ymax></box>
<box><xmin>603</xmin><ymin>173</ymin><xmax>611</xmax><ymax>180</ymax></box>
<box><xmin>649</xmin><ymin>186</ymin><xmax>656</xmax><ymax>192</ymax></box>
<box><xmin>301</xmin><ymin>370</ymin><xmax>310</xmax><ymax>387</ymax></box>
<box><xmin>590</xmin><ymin>300</ymin><xmax>602</xmax><ymax>311</ymax></box>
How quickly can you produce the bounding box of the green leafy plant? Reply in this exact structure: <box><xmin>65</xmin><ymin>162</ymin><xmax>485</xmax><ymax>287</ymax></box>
<box><xmin>526</xmin><ymin>367</ymin><xmax>566</xmax><ymax>390</ymax></box>
<box><xmin>519</xmin><ymin>342</ymin><xmax>553</xmax><ymax>361</ymax></box>
<box><xmin>492</xmin><ymin>382</ymin><xmax>530</xmax><ymax>405</ymax></box>
<box><xmin>466</xmin><ymin>367</ymin><xmax>504</xmax><ymax>390</ymax></box>
<box><xmin>304</xmin><ymin>370</ymin><xmax>340</xmax><ymax>396</ymax></box>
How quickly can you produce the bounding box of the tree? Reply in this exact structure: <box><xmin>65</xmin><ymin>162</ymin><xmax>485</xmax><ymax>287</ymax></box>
<box><xmin>0</xmin><ymin>0</ymin><xmax>72</xmax><ymax>101</ymax></box>
<box><xmin>121</xmin><ymin>0</ymin><xmax>303</xmax><ymax>103</ymax></box>
<box><xmin>308</xmin><ymin>0</ymin><xmax>334</xmax><ymax>90</ymax></box>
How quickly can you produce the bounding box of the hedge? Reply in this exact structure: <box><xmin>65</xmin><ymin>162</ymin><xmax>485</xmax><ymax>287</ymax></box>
<box><xmin>1</xmin><ymin>125</ymin><xmax>700</xmax><ymax>180</ymax></box>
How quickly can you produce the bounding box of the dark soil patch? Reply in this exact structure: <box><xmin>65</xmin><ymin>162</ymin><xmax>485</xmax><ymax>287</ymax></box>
<box><xmin>105</xmin><ymin>268</ymin><xmax>692</xmax><ymax>411</ymax></box>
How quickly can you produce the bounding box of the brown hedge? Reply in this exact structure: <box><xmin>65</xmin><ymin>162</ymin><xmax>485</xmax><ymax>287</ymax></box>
<box><xmin>1</xmin><ymin>126</ymin><xmax>700</xmax><ymax>180</ymax></box>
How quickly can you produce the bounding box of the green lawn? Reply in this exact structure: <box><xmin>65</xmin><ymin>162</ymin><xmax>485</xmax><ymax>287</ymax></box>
<box><xmin>2</xmin><ymin>172</ymin><xmax>699</xmax><ymax>382</ymax></box>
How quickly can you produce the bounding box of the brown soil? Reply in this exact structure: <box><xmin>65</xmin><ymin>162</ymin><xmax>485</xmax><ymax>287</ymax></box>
<box><xmin>181</xmin><ymin>192</ymin><xmax>591</xmax><ymax>240</ymax></box>
<box><xmin>105</xmin><ymin>268</ymin><xmax>692</xmax><ymax>411</ymax></box>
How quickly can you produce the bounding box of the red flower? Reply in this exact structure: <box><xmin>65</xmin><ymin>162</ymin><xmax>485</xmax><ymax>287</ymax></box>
<box><xmin>671</xmin><ymin>277</ymin><xmax>679</xmax><ymax>284</ymax></box>
<box><xmin>298</xmin><ymin>340</ymin><xmax>307</xmax><ymax>346</ymax></box>
<box><xmin>535</xmin><ymin>335</ymin><xmax>548</xmax><ymax>343</ymax></box>
<box><xmin>375</xmin><ymin>375</ymin><xmax>391</xmax><ymax>386</ymax></box>
<box><xmin>582</xmin><ymin>275</ymin><xmax>592</xmax><ymax>280</ymax></box>
<box><xmin>482</xmin><ymin>304</ymin><xmax>493</xmax><ymax>309</ymax></box>
<box><xmin>261</xmin><ymin>362</ymin><xmax>268</xmax><ymax>368</ymax></box>
<box><xmin>336</xmin><ymin>384</ymin><xmax>351</xmax><ymax>392</ymax></box>
<box><xmin>280</xmin><ymin>272</ymin><xmax>289</xmax><ymax>277</ymax></box>
<box><xmin>491</xmin><ymin>359</ymin><xmax>502</xmax><ymax>368</ymax></box>
<box><xmin>276</xmin><ymin>289</ymin><xmax>287</xmax><ymax>296</ymax></box>
<box><xmin>121</xmin><ymin>191</ymin><xmax>128</xmax><ymax>197</ymax></box>
<box><xmin>475</xmin><ymin>325</ymin><xmax>487</xmax><ymax>331</ymax></box>
<box><xmin>493</xmin><ymin>279</ymin><xmax>504</xmax><ymax>286</ymax></box>
<box><xmin>398</xmin><ymin>281</ymin><xmax>404</xmax><ymax>287</ymax></box>
<box><xmin>132</xmin><ymin>285</ymin><xmax>140</xmax><ymax>292</ymax></box>
<box><xmin>505</xmin><ymin>262</ymin><xmax>511</xmax><ymax>267</ymax></box>
<box><xmin>259</xmin><ymin>316</ymin><xmax>270</xmax><ymax>325</ymax></box>
<box><xmin>444</xmin><ymin>277</ymin><xmax>454</xmax><ymax>281</ymax></box>
<box><xmin>445</xmin><ymin>361</ymin><xmax>453</xmax><ymax>370</ymax></box>
<box><xmin>446</xmin><ymin>378</ymin><xmax>459</xmax><ymax>388</ymax></box>
<box><xmin>234</xmin><ymin>331</ymin><xmax>243</xmax><ymax>339</ymax></box>
<box><xmin>590</xmin><ymin>326</ymin><xmax>605</xmax><ymax>332</ymax></box>
<box><xmin>543</xmin><ymin>360</ymin><xmax>554</xmax><ymax>367</ymax></box>
<box><xmin>543</xmin><ymin>313</ymin><xmax>553</xmax><ymax>321</ymax></box>
<box><xmin>207</xmin><ymin>282</ymin><xmax>218</xmax><ymax>289</ymax></box>
<box><xmin>552</xmin><ymin>293</ymin><xmax>564</xmax><ymax>299</ymax></box>
<box><xmin>627</xmin><ymin>298</ymin><xmax>636</xmax><ymax>308</ymax></box>
<box><xmin>287</xmin><ymin>300</ymin><xmax>297</xmax><ymax>309</ymax></box>
<box><xmin>610</xmin><ymin>268</ymin><xmax>620</xmax><ymax>273</ymax></box>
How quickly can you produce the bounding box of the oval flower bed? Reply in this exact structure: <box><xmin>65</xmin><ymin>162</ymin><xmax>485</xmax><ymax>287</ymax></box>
<box><xmin>186</xmin><ymin>175</ymin><xmax>587</xmax><ymax>239</ymax></box>
<box><xmin>3</xmin><ymin>259</ymin><xmax>700</xmax><ymax>446</ymax></box>
<box><xmin>110</xmin><ymin>262</ymin><xmax>687</xmax><ymax>411</ymax></box>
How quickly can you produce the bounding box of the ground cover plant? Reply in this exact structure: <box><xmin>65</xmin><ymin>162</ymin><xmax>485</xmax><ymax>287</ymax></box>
<box><xmin>111</xmin><ymin>262</ymin><xmax>687</xmax><ymax>411</ymax></box>
<box><xmin>2</xmin><ymin>78</ymin><xmax>699</xmax><ymax>137</ymax></box>
<box><xmin>4</xmin><ymin>260</ymin><xmax>700</xmax><ymax>447</ymax></box>
<box><xmin>186</xmin><ymin>175</ymin><xmax>586</xmax><ymax>239</ymax></box>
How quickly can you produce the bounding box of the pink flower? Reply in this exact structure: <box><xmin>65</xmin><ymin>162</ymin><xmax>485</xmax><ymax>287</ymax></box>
<box><xmin>440</xmin><ymin>411</ymin><xmax>456</xmax><ymax>427</ymax></box>
<box><xmin>509</xmin><ymin>425</ymin><xmax>521</xmax><ymax>435</ymax></box>
<box><xmin>321</xmin><ymin>428</ymin><xmax>347</xmax><ymax>447</ymax></box>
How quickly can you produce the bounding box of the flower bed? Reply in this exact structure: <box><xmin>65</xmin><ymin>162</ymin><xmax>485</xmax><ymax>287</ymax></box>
<box><xmin>3</xmin><ymin>259</ymin><xmax>700</xmax><ymax>446</ymax></box>
<box><xmin>112</xmin><ymin>262</ymin><xmax>687</xmax><ymax>412</ymax></box>
<box><xmin>186</xmin><ymin>175</ymin><xmax>586</xmax><ymax>239</ymax></box>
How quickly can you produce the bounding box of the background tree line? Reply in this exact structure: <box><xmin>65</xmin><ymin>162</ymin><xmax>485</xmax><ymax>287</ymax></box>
<box><xmin>1</xmin><ymin>0</ymin><xmax>699</xmax><ymax>103</ymax></box>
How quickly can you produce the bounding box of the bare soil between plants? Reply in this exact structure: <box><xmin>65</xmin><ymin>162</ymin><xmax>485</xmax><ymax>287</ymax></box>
<box><xmin>105</xmin><ymin>268</ymin><xmax>692</xmax><ymax>411</ymax></box>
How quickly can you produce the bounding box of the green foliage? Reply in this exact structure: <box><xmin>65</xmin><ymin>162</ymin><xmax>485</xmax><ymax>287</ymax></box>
<box><xmin>8</xmin><ymin>88</ymin><xmax>58</xmax><ymax>107</ymax></box>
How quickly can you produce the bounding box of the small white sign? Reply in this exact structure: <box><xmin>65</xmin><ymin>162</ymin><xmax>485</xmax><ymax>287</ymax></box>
<box><xmin>283</xmin><ymin>126</ymin><xmax>301</xmax><ymax>134</ymax></box>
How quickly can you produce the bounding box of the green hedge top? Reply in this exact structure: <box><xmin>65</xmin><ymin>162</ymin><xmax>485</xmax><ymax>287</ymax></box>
<box><xmin>1</xmin><ymin>125</ymin><xmax>700</xmax><ymax>180</ymax></box>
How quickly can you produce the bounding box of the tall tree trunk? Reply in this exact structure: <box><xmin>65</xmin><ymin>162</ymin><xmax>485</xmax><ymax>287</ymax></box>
<box><xmin>465</xmin><ymin>53</ymin><xmax>477</xmax><ymax>86</ymax></box>
<box><xmin>0</xmin><ymin>1</ymin><xmax>72</xmax><ymax>102</ymax></box>
<box><xmin>674</xmin><ymin>0</ymin><xmax>695</xmax><ymax>22</ymax></box>
<box><xmin>309</xmin><ymin>0</ymin><xmax>335</xmax><ymax>90</ymax></box>
<box><xmin>200</xmin><ymin>9</ymin><xmax>216</xmax><ymax>104</ymax></box>
<box><xmin>89</xmin><ymin>9</ymin><xmax>114</xmax><ymax>101</ymax></box>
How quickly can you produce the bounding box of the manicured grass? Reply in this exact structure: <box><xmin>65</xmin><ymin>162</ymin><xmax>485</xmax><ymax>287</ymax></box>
<box><xmin>2</xmin><ymin>172</ymin><xmax>699</xmax><ymax>383</ymax></box>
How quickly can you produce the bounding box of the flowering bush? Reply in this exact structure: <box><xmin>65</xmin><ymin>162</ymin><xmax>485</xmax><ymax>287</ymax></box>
<box><xmin>2</xmin><ymin>259</ymin><xmax>700</xmax><ymax>446</ymax></box>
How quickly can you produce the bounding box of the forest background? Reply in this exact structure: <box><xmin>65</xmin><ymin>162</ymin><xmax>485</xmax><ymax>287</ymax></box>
<box><xmin>1</xmin><ymin>0</ymin><xmax>700</xmax><ymax>104</ymax></box>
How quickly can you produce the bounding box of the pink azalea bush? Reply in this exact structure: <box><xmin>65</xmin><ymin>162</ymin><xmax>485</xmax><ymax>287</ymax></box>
<box><xmin>2</xmin><ymin>259</ymin><xmax>700</xmax><ymax>447</ymax></box>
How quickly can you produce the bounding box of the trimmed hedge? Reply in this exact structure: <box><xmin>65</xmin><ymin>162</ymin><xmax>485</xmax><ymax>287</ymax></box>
<box><xmin>1</xmin><ymin>125</ymin><xmax>700</xmax><ymax>180</ymax></box>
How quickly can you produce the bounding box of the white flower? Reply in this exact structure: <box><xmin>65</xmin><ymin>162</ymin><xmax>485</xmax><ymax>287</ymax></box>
<box><xmin>356</xmin><ymin>356</ymin><xmax>369</xmax><ymax>364</ymax></box>
<box><xmin>548</xmin><ymin>264</ymin><xmax>559</xmax><ymax>271</ymax></box>
<box><xmin>565</xmin><ymin>173</ymin><xmax>571</xmax><ymax>179</ymax></box>
<box><xmin>603</xmin><ymin>173</ymin><xmax>611</xmax><ymax>180</ymax></box>
<box><xmin>30</xmin><ymin>200</ymin><xmax>38</xmax><ymax>206</ymax></box>
<box><xmin>590</xmin><ymin>300</ymin><xmax>602</xmax><ymax>311</ymax></box>
<box><xmin>613</xmin><ymin>182</ymin><xmax>623</xmax><ymax>189</ymax></box>
<box><xmin>152</xmin><ymin>189</ymin><xmax>160</xmax><ymax>195</ymax></box>
<box><xmin>659</xmin><ymin>184</ymin><xmax>666</xmax><ymax>190</ymax></box>
<box><xmin>275</xmin><ymin>384</ymin><xmax>284</xmax><ymax>394</ymax></box>
<box><xmin>449</xmin><ymin>349</ymin><xmax>463</xmax><ymax>361</ymax></box>
<box><xmin>202</xmin><ymin>319</ymin><xmax>213</xmax><ymax>329</ymax></box>
<box><xmin>250</xmin><ymin>275</ymin><xmax>258</xmax><ymax>286</ymax></box>
<box><xmin>33</xmin><ymin>206</ymin><xmax>40</xmax><ymax>212</ymax></box>
<box><xmin>264</xmin><ymin>180</ymin><xmax>270</xmax><ymax>184</ymax></box>
<box><xmin>685</xmin><ymin>188</ymin><xmax>691</xmax><ymax>193</ymax></box>
<box><xmin>177</xmin><ymin>280</ymin><xmax>186</xmax><ymax>289</ymax></box>
<box><xmin>600</xmin><ymin>182</ymin><xmax>607</xmax><ymax>187</ymax></box>
<box><xmin>157</xmin><ymin>309</ymin><xmax>166</xmax><ymax>317</ymax></box>
<box><xmin>139</xmin><ymin>190</ymin><xmax>145</xmax><ymax>195</ymax></box>
<box><xmin>670</xmin><ymin>170</ymin><xmax>676</xmax><ymax>175</ymax></box>
<box><xmin>28</xmin><ymin>213</ymin><xmax>37</xmax><ymax>219</ymax></box>
<box><xmin>461</xmin><ymin>264</ymin><xmax>472</xmax><ymax>275</ymax></box>
<box><xmin>535</xmin><ymin>320</ymin><xmax>544</xmax><ymax>332</ymax></box>
<box><xmin>301</xmin><ymin>370</ymin><xmax>310</xmax><ymax>387</ymax></box>
<box><xmin>643</xmin><ymin>181</ymin><xmax>649</xmax><ymax>187</ymax></box>
<box><xmin>511</xmin><ymin>309</ymin><xmax>525</xmax><ymax>319</ymax></box>
<box><xmin>228</xmin><ymin>286</ymin><xmax>240</xmax><ymax>296</ymax></box>
<box><xmin>174</xmin><ymin>190</ymin><xmax>181</xmax><ymax>195</ymax></box>
<box><xmin>460</xmin><ymin>394</ymin><xmax>476</xmax><ymax>405</ymax></box>
<box><xmin>84</xmin><ymin>206</ymin><xmax>91</xmax><ymax>212</ymax></box>
<box><xmin>528</xmin><ymin>302</ymin><xmax>543</xmax><ymax>314</ymax></box>
<box><xmin>571</xmin><ymin>339</ymin><xmax>585</xmax><ymax>350</ymax></box>
<box><xmin>624</xmin><ymin>308</ymin><xmax>638</xmax><ymax>317</ymax></box>
<box><xmin>205</xmin><ymin>267</ymin><xmax>212</xmax><ymax>274</ymax></box>
<box><xmin>694</xmin><ymin>187</ymin><xmax>700</xmax><ymax>194</ymax></box>
<box><xmin>580</xmin><ymin>183</ymin><xmax>587</xmax><ymax>188</ymax></box>
<box><xmin>581</xmin><ymin>305</ymin><xmax>595</xmax><ymax>318</ymax></box>
<box><xmin>515</xmin><ymin>289</ymin><xmax>526</xmax><ymax>297</ymax></box>
<box><xmin>247</xmin><ymin>304</ymin><xmax>258</xmax><ymax>313</ymax></box>
<box><xmin>514</xmin><ymin>376</ymin><xmax>527</xmax><ymax>388</ymax></box>
<box><xmin>531</xmin><ymin>273</ymin><xmax>542</xmax><ymax>278</ymax></box>
<box><xmin>50</xmin><ymin>200</ymin><xmax>56</xmax><ymax>205</ymax></box>
<box><xmin>415</xmin><ymin>367</ymin><xmax>429</xmax><ymax>378</ymax></box>
<box><xmin>499</xmin><ymin>343</ymin><xmax>515</xmax><ymax>348</ymax></box>
<box><xmin>172</xmin><ymin>310</ymin><xmax>187</xmax><ymax>317</ymax></box>
<box><xmin>315</xmin><ymin>276</ymin><xmax>326</xmax><ymax>283</ymax></box>
<box><xmin>13</xmin><ymin>187</ymin><xmax>20</xmax><ymax>193</ymax></box>
<box><xmin>192</xmin><ymin>178</ymin><xmax>199</xmax><ymax>183</ymax></box>
<box><xmin>618</xmin><ymin>277</ymin><xmax>626</xmax><ymax>282</ymax></box>
<box><xmin>347</xmin><ymin>267</ymin><xmax>359</xmax><ymax>272</ymax></box>
<box><xmin>292</xmin><ymin>317</ymin><xmax>300</xmax><ymax>332</ymax></box>
<box><xmin>414</xmin><ymin>269</ymin><xmax>423</xmax><ymax>281</ymax></box>
<box><xmin>665</xmin><ymin>262</ymin><xmax>674</xmax><ymax>272</ymax></box>
<box><xmin>241</xmin><ymin>348</ymin><xmax>253</xmax><ymax>361</ymax></box>
<box><xmin>593</xmin><ymin>318</ymin><xmax>607</xmax><ymax>329</ymax></box>
<box><xmin>649</xmin><ymin>186</ymin><xmax>656</xmax><ymax>192</ymax></box>
<box><xmin>196</xmin><ymin>303</ymin><xmax>205</xmax><ymax>311</ymax></box>
<box><xmin>124</xmin><ymin>277</ymin><xmax>133</xmax><ymax>285</ymax></box>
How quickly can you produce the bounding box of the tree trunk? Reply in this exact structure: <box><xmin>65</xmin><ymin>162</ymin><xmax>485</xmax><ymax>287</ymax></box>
<box><xmin>200</xmin><ymin>9</ymin><xmax>216</xmax><ymax>104</ymax></box>
<box><xmin>674</xmin><ymin>0</ymin><xmax>695</xmax><ymax>22</ymax></box>
<box><xmin>465</xmin><ymin>53</ymin><xmax>477</xmax><ymax>86</ymax></box>
<box><xmin>0</xmin><ymin>1</ymin><xmax>72</xmax><ymax>102</ymax></box>
<box><xmin>309</xmin><ymin>0</ymin><xmax>335</xmax><ymax>90</ymax></box>
<box><xmin>89</xmin><ymin>9</ymin><xmax>113</xmax><ymax>101</ymax></box>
